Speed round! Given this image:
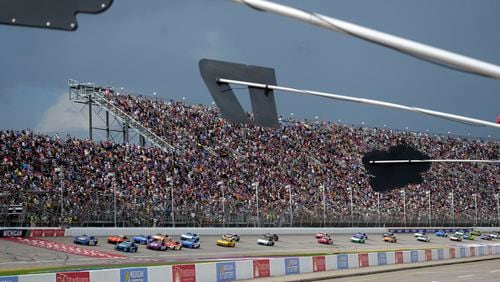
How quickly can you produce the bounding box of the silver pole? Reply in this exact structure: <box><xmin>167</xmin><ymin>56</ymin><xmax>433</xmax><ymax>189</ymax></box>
<box><xmin>377</xmin><ymin>192</ymin><xmax>380</xmax><ymax>227</ymax></box>
<box><xmin>113</xmin><ymin>183</ymin><xmax>117</xmax><ymax>227</ymax></box>
<box><xmin>401</xmin><ymin>190</ymin><xmax>406</xmax><ymax>227</ymax></box>
<box><xmin>287</xmin><ymin>185</ymin><xmax>292</xmax><ymax>226</ymax></box>
<box><xmin>60</xmin><ymin>179</ymin><xmax>64</xmax><ymax>224</ymax></box>
<box><xmin>222</xmin><ymin>183</ymin><xmax>225</xmax><ymax>227</ymax></box>
<box><xmin>427</xmin><ymin>190</ymin><xmax>431</xmax><ymax>227</ymax></box>
<box><xmin>474</xmin><ymin>194</ymin><xmax>478</xmax><ymax>227</ymax></box>
<box><xmin>348</xmin><ymin>187</ymin><xmax>353</xmax><ymax>227</ymax></box>
<box><xmin>255</xmin><ymin>182</ymin><xmax>260</xmax><ymax>227</ymax></box>
<box><xmin>218</xmin><ymin>78</ymin><xmax>500</xmax><ymax>130</ymax></box>
<box><xmin>168</xmin><ymin>177</ymin><xmax>175</xmax><ymax>228</ymax></box>
<box><xmin>321</xmin><ymin>185</ymin><xmax>326</xmax><ymax>227</ymax></box>
<box><xmin>229</xmin><ymin>0</ymin><xmax>500</xmax><ymax>79</ymax></box>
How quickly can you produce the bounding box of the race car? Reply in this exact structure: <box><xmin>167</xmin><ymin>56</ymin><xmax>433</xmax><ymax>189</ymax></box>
<box><xmin>480</xmin><ymin>234</ymin><xmax>493</xmax><ymax>240</ymax></box>
<box><xmin>454</xmin><ymin>231</ymin><xmax>465</xmax><ymax>237</ymax></box>
<box><xmin>181</xmin><ymin>238</ymin><xmax>200</xmax><ymax>249</ymax></box>
<box><xmin>449</xmin><ymin>235</ymin><xmax>462</xmax><ymax>242</ymax></box>
<box><xmin>217</xmin><ymin>238</ymin><xmax>236</xmax><ymax>247</ymax></box>
<box><xmin>73</xmin><ymin>235</ymin><xmax>98</xmax><ymax>246</ymax></box>
<box><xmin>463</xmin><ymin>233</ymin><xmax>476</xmax><ymax>240</ymax></box>
<box><xmin>414</xmin><ymin>231</ymin><xmax>426</xmax><ymax>237</ymax></box>
<box><xmin>416</xmin><ymin>235</ymin><xmax>431</xmax><ymax>242</ymax></box>
<box><xmin>383</xmin><ymin>235</ymin><xmax>397</xmax><ymax>243</ymax></box>
<box><xmin>489</xmin><ymin>232</ymin><xmax>500</xmax><ymax>239</ymax></box>
<box><xmin>350</xmin><ymin>234</ymin><xmax>366</xmax><ymax>244</ymax></box>
<box><xmin>115</xmin><ymin>240</ymin><xmax>138</xmax><ymax>252</ymax></box>
<box><xmin>180</xmin><ymin>232</ymin><xmax>200</xmax><ymax>242</ymax></box>
<box><xmin>222</xmin><ymin>233</ymin><xmax>240</xmax><ymax>242</ymax></box>
<box><xmin>383</xmin><ymin>232</ymin><xmax>395</xmax><ymax>238</ymax></box>
<box><xmin>152</xmin><ymin>233</ymin><xmax>170</xmax><ymax>241</ymax></box>
<box><xmin>263</xmin><ymin>233</ymin><xmax>279</xmax><ymax>241</ymax></box>
<box><xmin>317</xmin><ymin>236</ymin><xmax>333</xmax><ymax>245</ymax></box>
<box><xmin>315</xmin><ymin>232</ymin><xmax>329</xmax><ymax>239</ymax></box>
<box><xmin>147</xmin><ymin>239</ymin><xmax>168</xmax><ymax>251</ymax></box>
<box><xmin>132</xmin><ymin>234</ymin><xmax>153</xmax><ymax>245</ymax></box>
<box><xmin>257</xmin><ymin>236</ymin><xmax>275</xmax><ymax>246</ymax></box>
<box><xmin>435</xmin><ymin>230</ymin><xmax>448</xmax><ymax>237</ymax></box>
<box><xmin>469</xmin><ymin>229</ymin><xmax>481</xmax><ymax>236</ymax></box>
<box><xmin>165</xmin><ymin>239</ymin><xmax>183</xmax><ymax>250</ymax></box>
<box><xmin>107</xmin><ymin>235</ymin><xmax>128</xmax><ymax>244</ymax></box>
<box><xmin>353</xmin><ymin>232</ymin><xmax>368</xmax><ymax>240</ymax></box>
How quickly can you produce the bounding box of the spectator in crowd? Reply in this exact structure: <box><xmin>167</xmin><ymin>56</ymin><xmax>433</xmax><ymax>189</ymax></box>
<box><xmin>0</xmin><ymin>92</ymin><xmax>498</xmax><ymax>227</ymax></box>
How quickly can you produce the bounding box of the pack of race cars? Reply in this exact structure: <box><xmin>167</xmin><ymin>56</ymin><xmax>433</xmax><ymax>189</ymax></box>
<box><xmin>72</xmin><ymin>229</ymin><xmax>500</xmax><ymax>252</ymax></box>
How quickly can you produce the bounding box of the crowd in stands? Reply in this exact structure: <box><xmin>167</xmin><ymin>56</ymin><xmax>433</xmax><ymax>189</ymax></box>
<box><xmin>0</xmin><ymin>92</ymin><xmax>498</xmax><ymax>227</ymax></box>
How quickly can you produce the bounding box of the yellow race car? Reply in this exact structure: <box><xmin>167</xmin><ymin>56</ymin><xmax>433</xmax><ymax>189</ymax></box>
<box><xmin>216</xmin><ymin>238</ymin><xmax>236</xmax><ymax>247</ymax></box>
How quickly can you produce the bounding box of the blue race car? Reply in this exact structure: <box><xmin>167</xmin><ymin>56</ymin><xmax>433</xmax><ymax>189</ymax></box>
<box><xmin>115</xmin><ymin>240</ymin><xmax>138</xmax><ymax>252</ymax></box>
<box><xmin>180</xmin><ymin>232</ymin><xmax>200</xmax><ymax>242</ymax></box>
<box><xmin>132</xmin><ymin>234</ymin><xmax>153</xmax><ymax>245</ymax></box>
<box><xmin>73</xmin><ymin>235</ymin><xmax>98</xmax><ymax>246</ymax></box>
<box><xmin>353</xmin><ymin>232</ymin><xmax>368</xmax><ymax>240</ymax></box>
<box><xmin>181</xmin><ymin>238</ymin><xmax>201</xmax><ymax>249</ymax></box>
<box><xmin>435</xmin><ymin>230</ymin><xmax>448</xmax><ymax>237</ymax></box>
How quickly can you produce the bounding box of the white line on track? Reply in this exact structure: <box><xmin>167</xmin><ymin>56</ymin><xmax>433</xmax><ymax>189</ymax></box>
<box><xmin>490</xmin><ymin>270</ymin><xmax>500</xmax><ymax>273</ymax></box>
<box><xmin>457</xmin><ymin>275</ymin><xmax>474</xmax><ymax>279</ymax></box>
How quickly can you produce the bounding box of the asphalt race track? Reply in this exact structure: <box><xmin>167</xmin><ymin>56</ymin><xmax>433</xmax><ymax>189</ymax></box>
<box><xmin>0</xmin><ymin>233</ymin><xmax>496</xmax><ymax>271</ymax></box>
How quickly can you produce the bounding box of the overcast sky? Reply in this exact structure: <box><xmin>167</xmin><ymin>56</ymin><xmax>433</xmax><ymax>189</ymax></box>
<box><xmin>1</xmin><ymin>0</ymin><xmax>499</xmax><ymax>139</ymax></box>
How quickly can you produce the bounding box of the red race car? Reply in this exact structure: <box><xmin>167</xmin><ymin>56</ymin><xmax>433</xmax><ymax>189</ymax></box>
<box><xmin>165</xmin><ymin>239</ymin><xmax>183</xmax><ymax>250</ymax></box>
<box><xmin>315</xmin><ymin>232</ymin><xmax>329</xmax><ymax>239</ymax></box>
<box><xmin>317</xmin><ymin>236</ymin><xmax>333</xmax><ymax>245</ymax></box>
<box><xmin>107</xmin><ymin>235</ymin><xmax>128</xmax><ymax>244</ymax></box>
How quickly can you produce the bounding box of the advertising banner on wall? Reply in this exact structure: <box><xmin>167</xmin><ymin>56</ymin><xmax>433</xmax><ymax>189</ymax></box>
<box><xmin>216</xmin><ymin>262</ymin><xmax>236</xmax><ymax>282</ymax></box>
<box><xmin>358</xmin><ymin>253</ymin><xmax>369</xmax><ymax>267</ymax></box>
<box><xmin>56</xmin><ymin>271</ymin><xmax>90</xmax><ymax>282</ymax></box>
<box><xmin>449</xmin><ymin>248</ymin><xmax>456</xmax><ymax>258</ymax></box>
<box><xmin>425</xmin><ymin>249</ymin><xmax>432</xmax><ymax>261</ymax></box>
<box><xmin>377</xmin><ymin>252</ymin><xmax>387</xmax><ymax>265</ymax></box>
<box><xmin>284</xmin><ymin>257</ymin><xmax>300</xmax><ymax>275</ymax></box>
<box><xmin>253</xmin><ymin>259</ymin><xmax>270</xmax><ymax>278</ymax></box>
<box><xmin>395</xmin><ymin>251</ymin><xmax>404</xmax><ymax>264</ymax></box>
<box><xmin>172</xmin><ymin>264</ymin><xmax>196</xmax><ymax>282</ymax></box>
<box><xmin>120</xmin><ymin>267</ymin><xmax>148</xmax><ymax>282</ymax></box>
<box><xmin>313</xmin><ymin>256</ymin><xmax>326</xmax><ymax>272</ymax></box>
<box><xmin>337</xmin><ymin>254</ymin><xmax>349</xmax><ymax>269</ymax></box>
<box><xmin>0</xmin><ymin>276</ymin><xmax>18</xmax><ymax>282</ymax></box>
<box><xmin>0</xmin><ymin>229</ymin><xmax>27</xmax><ymax>237</ymax></box>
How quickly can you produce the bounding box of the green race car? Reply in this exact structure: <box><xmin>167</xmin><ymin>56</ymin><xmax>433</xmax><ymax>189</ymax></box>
<box><xmin>350</xmin><ymin>235</ymin><xmax>366</xmax><ymax>243</ymax></box>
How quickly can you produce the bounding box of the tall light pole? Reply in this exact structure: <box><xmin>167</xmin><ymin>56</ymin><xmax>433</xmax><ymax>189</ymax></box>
<box><xmin>347</xmin><ymin>187</ymin><xmax>353</xmax><ymax>227</ymax></box>
<box><xmin>286</xmin><ymin>185</ymin><xmax>292</xmax><ymax>226</ymax></box>
<box><xmin>253</xmin><ymin>182</ymin><xmax>260</xmax><ymax>227</ymax></box>
<box><xmin>113</xmin><ymin>182</ymin><xmax>117</xmax><ymax>227</ymax></box>
<box><xmin>167</xmin><ymin>177</ymin><xmax>174</xmax><ymax>228</ymax></box>
<box><xmin>449</xmin><ymin>190</ymin><xmax>455</xmax><ymax>226</ymax></box>
<box><xmin>400</xmin><ymin>190</ymin><xmax>406</xmax><ymax>227</ymax></box>
<box><xmin>426</xmin><ymin>190</ymin><xmax>431</xmax><ymax>227</ymax></box>
<box><xmin>496</xmin><ymin>194</ymin><xmax>499</xmax><ymax>227</ymax></box>
<box><xmin>376</xmin><ymin>192</ymin><xmax>380</xmax><ymax>227</ymax></box>
<box><xmin>218</xmin><ymin>181</ymin><xmax>225</xmax><ymax>227</ymax></box>
<box><xmin>473</xmin><ymin>193</ymin><xmax>478</xmax><ymax>227</ymax></box>
<box><xmin>321</xmin><ymin>185</ymin><xmax>326</xmax><ymax>227</ymax></box>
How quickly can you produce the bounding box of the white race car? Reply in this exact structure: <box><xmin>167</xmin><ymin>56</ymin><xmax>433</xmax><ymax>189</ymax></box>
<box><xmin>449</xmin><ymin>235</ymin><xmax>462</xmax><ymax>242</ymax></box>
<box><xmin>414</xmin><ymin>232</ymin><xmax>426</xmax><ymax>237</ymax></box>
<box><xmin>416</xmin><ymin>235</ymin><xmax>431</xmax><ymax>242</ymax></box>
<box><xmin>488</xmin><ymin>232</ymin><xmax>500</xmax><ymax>239</ymax></box>
<box><xmin>257</xmin><ymin>237</ymin><xmax>274</xmax><ymax>246</ymax></box>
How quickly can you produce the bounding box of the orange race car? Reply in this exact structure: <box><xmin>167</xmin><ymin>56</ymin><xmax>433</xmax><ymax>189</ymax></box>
<box><xmin>383</xmin><ymin>235</ymin><xmax>397</xmax><ymax>243</ymax></box>
<box><xmin>164</xmin><ymin>239</ymin><xmax>183</xmax><ymax>250</ymax></box>
<box><xmin>107</xmin><ymin>235</ymin><xmax>128</xmax><ymax>244</ymax></box>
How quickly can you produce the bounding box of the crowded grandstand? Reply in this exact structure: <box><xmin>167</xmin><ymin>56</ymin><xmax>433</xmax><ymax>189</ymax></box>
<box><xmin>0</xmin><ymin>91</ymin><xmax>498</xmax><ymax>228</ymax></box>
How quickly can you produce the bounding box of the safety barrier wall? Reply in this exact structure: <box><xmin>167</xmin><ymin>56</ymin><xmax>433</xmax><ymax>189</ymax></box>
<box><xmin>64</xmin><ymin>227</ymin><xmax>500</xmax><ymax>237</ymax></box>
<box><xmin>6</xmin><ymin>243</ymin><xmax>500</xmax><ymax>282</ymax></box>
